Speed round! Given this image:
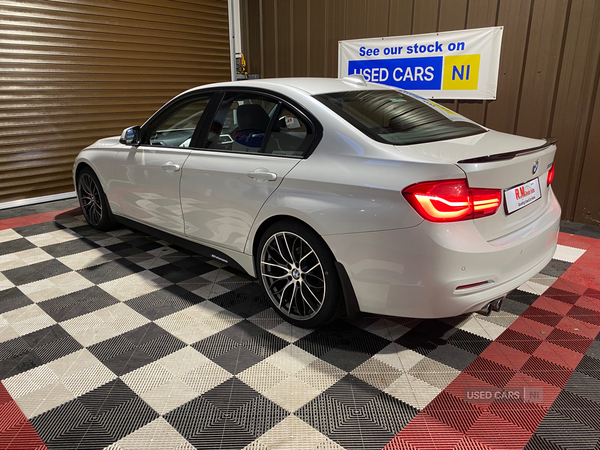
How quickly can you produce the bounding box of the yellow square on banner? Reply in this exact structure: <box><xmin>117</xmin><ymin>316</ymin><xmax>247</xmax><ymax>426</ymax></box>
<box><xmin>443</xmin><ymin>54</ymin><xmax>480</xmax><ymax>90</ymax></box>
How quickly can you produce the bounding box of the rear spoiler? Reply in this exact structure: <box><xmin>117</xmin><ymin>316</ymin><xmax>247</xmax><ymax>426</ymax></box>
<box><xmin>458</xmin><ymin>137</ymin><xmax>558</xmax><ymax>164</ymax></box>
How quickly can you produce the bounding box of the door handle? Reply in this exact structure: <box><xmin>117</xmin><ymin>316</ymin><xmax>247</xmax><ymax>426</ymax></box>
<box><xmin>247</xmin><ymin>169</ymin><xmax>277</xmax><ymax>181</ymax></box>
<box><xmin>161</xmin><ymin>162</ymin><xmax>181</xmax><ymax>172</ymax></box>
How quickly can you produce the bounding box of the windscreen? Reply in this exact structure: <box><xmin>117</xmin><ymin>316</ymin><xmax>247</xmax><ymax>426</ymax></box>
<box><xmin>315</xmin><ymin>90</ymin><xmax>486</xmax><ymax>145</ymax></box>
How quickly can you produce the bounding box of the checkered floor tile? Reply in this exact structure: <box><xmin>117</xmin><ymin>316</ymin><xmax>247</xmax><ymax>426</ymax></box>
<box><xmin>0</xmin><ymin>208</ymin><xmax>599</xmax><ymax>450</ymax></box>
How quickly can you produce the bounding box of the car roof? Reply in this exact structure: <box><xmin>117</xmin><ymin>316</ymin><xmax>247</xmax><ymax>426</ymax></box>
<box><xmin>188</xmin><ymin>77</ymin><xmax>397</xmax><ymax>96</ymax></box>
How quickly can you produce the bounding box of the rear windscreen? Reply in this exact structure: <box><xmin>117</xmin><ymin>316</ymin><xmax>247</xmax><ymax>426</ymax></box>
<box><xmin>315</xmin><ymin>90</ymin><xmax>486</xmax><ymax>145</ymax></box>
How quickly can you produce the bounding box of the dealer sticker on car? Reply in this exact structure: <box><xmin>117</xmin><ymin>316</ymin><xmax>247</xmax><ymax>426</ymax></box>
<box><xmin>505</xmin><ymin>178</ymin><xmax>542</xmax><ymax>214</ymax></box>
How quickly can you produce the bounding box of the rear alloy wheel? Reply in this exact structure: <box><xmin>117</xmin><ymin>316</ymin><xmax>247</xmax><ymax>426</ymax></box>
<box><xmin>77</xmin><ymin>167</ymin><xmax>116</xmax><ymax>230</ymax></box>
<box><xmin>258</xmin><ymin>221</ymin><xmax>342</xmax><ymax>328</ymax></box>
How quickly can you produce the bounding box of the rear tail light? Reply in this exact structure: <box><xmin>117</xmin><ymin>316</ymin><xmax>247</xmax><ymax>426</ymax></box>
<box><xmin>547</xmin><ymin>162</ymin><xmax>555</xmax><ymax>186</ymax></box>
<box><xmin>402</xmin><ymin>179</ymin><xmax>501</xmax><ymax>223</ymax></box>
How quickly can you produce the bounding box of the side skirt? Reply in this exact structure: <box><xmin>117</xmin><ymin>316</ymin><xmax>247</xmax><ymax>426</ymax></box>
<box><xmin>115</xmin><ymin>215</ymin><xmax>250</xmax><ymax>275</ymax></box>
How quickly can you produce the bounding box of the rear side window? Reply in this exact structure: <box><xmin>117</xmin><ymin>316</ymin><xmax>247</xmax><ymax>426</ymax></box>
<box><xmin>202</xmin><ymin>92</ymin><xmax>313</xmax><ymax>157</ymax></box>
<box><xmin>315</xmin><ymin>90</ymin><xmax>485</xmax><ymax>145</ymax></box>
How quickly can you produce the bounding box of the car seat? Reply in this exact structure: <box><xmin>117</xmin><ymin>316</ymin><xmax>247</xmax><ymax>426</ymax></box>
<box><xmin>232</xmin><ymin>104</ymin><xmax>271</xmax><ymax>152</ymax></box>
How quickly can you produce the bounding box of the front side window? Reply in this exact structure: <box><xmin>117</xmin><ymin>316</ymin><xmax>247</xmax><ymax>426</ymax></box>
<box><xmin>144</xmin><ymin>95</ymin><xmax>212</xmax><ymax>148</ymax></box>
<box><xmin>315</xmin><ymin>90</ymin><xmax>486</xmax><ymax>145</ymax></box>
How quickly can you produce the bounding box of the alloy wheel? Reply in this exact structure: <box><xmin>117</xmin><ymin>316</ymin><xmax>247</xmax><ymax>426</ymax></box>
<box><xmin>260</xmin><ymin>231</ymin><xmax>326</xmax><ymax>320</ymax></box>
<box><xmin>78</xmin><ymin>173</ymin><xmax>103</xmax><ymax>227</ymax></box>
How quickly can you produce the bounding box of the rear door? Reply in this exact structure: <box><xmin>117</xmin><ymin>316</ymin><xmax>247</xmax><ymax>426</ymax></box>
<box><xmin>113</xmin><ymin>93</ymin><xmax>213</xmax><ymax>234</ymax></box>
<box><xmin>180</xmin><ymin>90</ymin><xmax>315</xmax><ymax>252</ymax></box>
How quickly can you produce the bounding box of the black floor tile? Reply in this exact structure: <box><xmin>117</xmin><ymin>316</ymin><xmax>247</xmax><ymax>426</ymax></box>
<box><xmin>576</xmin><ymin>225</ymin><xmax>600</xmax><ymax>239</ymax></box>
<box><xmin>0</xmin><ymin>351</ymin><xmax>45</xmax><ymax>379</ymax></box>
<box><xmin>506</xmin><ymin>289</ymin><xmax>540</xmax><ymax>306</ymax></box>
<box><xmin>551</xmin><ymin>390</ymin><xmax>600</xmax><ymax>431</ymax></box>
<box><xmin>501</xmin><ymin>297</ymin><xmax>531</xmax><ymax>315</ymax></box>
<box><xmin>427</xmin><ymin>343</ymin><xmax>478</xmax><ymax>371</ymax></box>
<box><xmin>13</xmin><ymin>221</ymin><xmax>66</xmax><ymax>237</ymax></box>
<box><xmin>101</xmin><ymin>348</ymin><xmax>157</xmax><ymax>376</ymax></box>
<box><xmin>213</xmin><ymin>345</ymin><xmax>263</xmax><ymax>375</ymax></box>
<box><xmin>77</xmin><ymin>258</ymin><xmax>143</xmax><ymax>284</ymax></box>
<box><xmin>540</xmin><ymin>259</ymin><xmax>572</xmax><ymax>278</ymax></box>
<box><xmin>0</xmin><ymin>238</ymin><xmax>36</xmax><ymax>256</ymax></box>
<box><xmin>0</xmin><ymin>198</ymin><xmax>78</xmax><ymax>221</ymax></box>
<box><xmin>221</xmin><ymin>320</ymin><xmax>266</xmax><ymax>344</ymax></box>
<box><xmin>148</xmin><ymin>263</ymin><xmax>197</xmax><ymax>283</ymax></box>
<box><xmin>41</xmin><ymin>287</ymin><xmax>119</xmax><ymax>322</ymax></box>
<box><xmin>534</xmin><ymin>410</ymin><xmax>600</xmax><ymax>450</ymax></box>
<box><xmin>209</xmin><ymin>285</ymin><xmax>270</xmax><ymax>314</ymax></box>
<box><xmin>2</xmin><ymin>259</ymin><xmax>71</xmax><ymax>286</ymax></box>
<box><xmin>192</xmin><ymin>333</ymin><xmax>240</xmax><ymax>360</ymax></box>
<box><xmin>125</xmin><ymin>286</ymin><xmax>204</xmax><ymax>321</ymax></box>
<box><xmin>395</xmin><ymin>330</ymin><xmax>443</xmax><ymax>356</ymax></box>
<box><xmin>560</xmin><ymin>220</ymin><xmax>585</xmax><ymax>235</ymax></box>
<box><xmin>41</xmin><ymin>238</ymin><xmax>100</xmax><ymax>258</ymax></box>
<box><xmin>0</xmin><ymin>288</ymin><xmax>34</xmax><ymax>314</ymax></box>
<box><xmin>320</xmin><ymin>346</ymin><xmax>372</xmax><ymax>372</ymax></box>
<box><xmin>242</xmin><ymin>331</ymin><xmax>288</xmax><ymax>359</ymax></box>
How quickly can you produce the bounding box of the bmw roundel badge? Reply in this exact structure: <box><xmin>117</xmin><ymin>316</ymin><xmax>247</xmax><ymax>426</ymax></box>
<box><xmin>532</xmin><ymin>160</ymin><xmax>539</xmax><ymax>175</ymax></box>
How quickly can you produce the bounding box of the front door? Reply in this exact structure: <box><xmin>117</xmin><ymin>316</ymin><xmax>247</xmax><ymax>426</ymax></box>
<box><xmin>113</xmin><ymin>94</ymin><xmax>213</xmax><ymax>234</ymax></box>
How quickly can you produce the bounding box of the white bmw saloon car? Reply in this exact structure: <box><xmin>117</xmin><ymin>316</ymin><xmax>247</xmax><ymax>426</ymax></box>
<box><xmin>74</xmin><ymin>76</ymin><xmax>561</xmax><ymax>328</ymax></box>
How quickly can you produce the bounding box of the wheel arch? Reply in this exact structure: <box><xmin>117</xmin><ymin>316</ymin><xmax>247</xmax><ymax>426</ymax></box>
<box><xmin>250</xmin><ymin>214</ymin><xmax>360</xmax><ymax>319</ymax></box>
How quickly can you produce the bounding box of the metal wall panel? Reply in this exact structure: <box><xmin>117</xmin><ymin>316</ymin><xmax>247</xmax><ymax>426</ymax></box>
<box><xmin>0</xmin><ymin>0</ymin><xmax>230</xmax><ymax>204</ymax></box>
<box><xmin>242</xmin><ymin>0</ymin><xmax>600</xmax><ymax>225</ymax></box>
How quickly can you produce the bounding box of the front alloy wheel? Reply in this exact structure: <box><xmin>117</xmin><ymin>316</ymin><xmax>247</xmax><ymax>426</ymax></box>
<box><xmin>258</xmin><ymin>221</ymin><xmax>341</xmax><ymax>328</ymax></box>
<box><xmin>77</xmin><ymin>167</ymin><xmax>116</xmax><ymax>231</ymax></box>
<box><xmin>78</xmin><ymin>172</ymin><xmax>103</xmax><ymax>227</ymax></box>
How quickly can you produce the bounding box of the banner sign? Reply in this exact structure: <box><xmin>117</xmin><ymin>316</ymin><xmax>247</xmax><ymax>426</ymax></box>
<box><xmin>338</xmin><ymin>27</ymin><xmax>503</xmax><ymax>100</ymax></box>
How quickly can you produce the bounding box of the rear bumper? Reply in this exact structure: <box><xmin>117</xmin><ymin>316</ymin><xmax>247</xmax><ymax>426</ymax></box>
<box><xmin>324</xmin><ymin>190</ymin><xmax>561</xmax><ymax>318</ymax></box>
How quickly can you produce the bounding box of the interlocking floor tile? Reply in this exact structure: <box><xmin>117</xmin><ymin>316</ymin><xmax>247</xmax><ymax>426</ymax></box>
<box><xmin>1</xmin><ymin>211</ymin><xmax>599</xmax><ymax>450</ymax></box>
<box><xmin>3</xmin><ymin>259</ymin><xmax>71</xmax><ymax>287</ymax></box>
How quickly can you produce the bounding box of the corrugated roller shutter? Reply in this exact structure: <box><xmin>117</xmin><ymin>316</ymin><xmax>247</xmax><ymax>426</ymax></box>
<box><xmin>0</xmin><ymin>0</ymin><xmax>231</xmax><ymax>204</ymax></box>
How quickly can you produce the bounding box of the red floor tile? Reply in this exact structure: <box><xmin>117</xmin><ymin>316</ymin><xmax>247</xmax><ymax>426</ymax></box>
<box><xmin>575</xmin><ymin>294</ymin><xmax>600</xmax><ymax>312</ymax></box>
<box><xmin>487</xmin><ymin>401</ymin><xmax>548</xmax><ymax>433</ymax></box>
<box><xmin>0</xmin><ymin>207</ymin><xmax>81</xmax><ymax>231</ymax></box>
<box><xmin>479</xmin><ymin>341</ymin><xmax>531</xmax><ymax>371</ymax></box>
<box><xmin>532</xmin><ymin>295</ymin><xmax>574</xmax><ymax>315</ymax></box>
<box><xmin>386</xmin><ymin>413</ymin><xmax>466</xmax><ymax>450</ymax></box>
<box><xmin>545</xmin><ymin>278</ymin><xmax>588</xmax><ymax>295</ymax></box>
<box><xmin>443</xmin><ymin>373</ymin><xmax>498</xmax><ymax>412</ymax></box>
<box><xmin>453</xmin><ymin>436</ymin><xmax>495</xmax><ymax>450</ymax></box>
<box><xmin>532</xmin><ymin>341</ymin><xmax>577</xmax><ymax>369</ymax></box>
<box><xmin>463</xmin><ymin>358</ymin><xmax>517</xmax><ymax>389</ymax></box>
<box><xmin>509</xmin><ymin>317</ymin><xmax>555</xmax><ymax>340</ymax></box>
<box><xmin>467</xmin><ymin>412</ymin><xmax>532</xmax><ymax>450</ymax></box>
<box><xmin>504</xmin><ymin>372</ymin><xmax>561</xmax><ymax>410</ymax></box>
<box><xmin>555</xmin><ymin>315</ymin><xmax>600</xmax><ymax>339</ymax></box>
<box><xmin>0</xmin><ymin>383</ymin><xmax>46</xmax><ymax>450</ymax></box>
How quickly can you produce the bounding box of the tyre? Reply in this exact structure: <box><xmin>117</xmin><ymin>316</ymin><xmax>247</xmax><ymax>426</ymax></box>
<box><xmin>257</xmin><ymin>220</ymin><xmax>342</xmax><ymax>328</ymax></box>
<box><xmin>76</xmin><ymin>167</ymin><xmax>116</xmax><ymax>231</ymax></box>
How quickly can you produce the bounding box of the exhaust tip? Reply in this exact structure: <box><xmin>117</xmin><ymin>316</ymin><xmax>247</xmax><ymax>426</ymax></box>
<box><xmin>476</xmin><ymin>303</ymin><xmax>492</xmax><ymax>316</ymax></box>
<box><xmin>476</xmin><ymin>297</ymin><xmax>505</xmax><ymax>316</ymax></box>
<box><xmin>490</xmin><ymin>297</ymin><xmax>504</xmax><ymax>312</ymax></box>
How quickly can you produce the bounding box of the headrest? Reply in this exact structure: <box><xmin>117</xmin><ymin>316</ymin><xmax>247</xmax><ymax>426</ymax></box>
<box><xmin>237</xmin><ymin>104</ymin><xmax>271</xmax><ymax>131</ymax></box>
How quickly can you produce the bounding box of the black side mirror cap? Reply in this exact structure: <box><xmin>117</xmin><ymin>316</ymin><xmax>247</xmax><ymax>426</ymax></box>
<box><xmin>120</xmin><ymin>126</ymin><xmax>141</xmax><ymax>145</ymax></box>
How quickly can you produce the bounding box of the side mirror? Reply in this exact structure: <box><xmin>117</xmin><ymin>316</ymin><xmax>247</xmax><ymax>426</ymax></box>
<box><xmin>120</xmin><ymin>126</ymin><xmax>141</xmax><ymax>145</ymax></box>
<box><xmin>279</xmin><ymin>116</ymin><xmax>302</xmax><ymax>130</ymax></box>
